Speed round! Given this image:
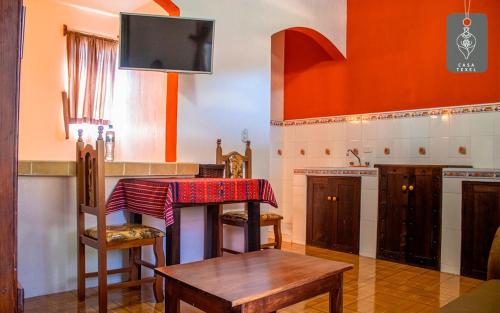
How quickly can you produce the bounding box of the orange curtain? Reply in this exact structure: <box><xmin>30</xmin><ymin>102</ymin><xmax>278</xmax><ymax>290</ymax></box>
<box><xmin>66</xmin><ymin>31</ymin><xmax>117</xmax><ymax>125</ymax></box>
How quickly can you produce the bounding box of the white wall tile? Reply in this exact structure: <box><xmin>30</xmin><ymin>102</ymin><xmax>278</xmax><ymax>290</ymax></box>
<box><xmin>359</xmin><ymin>220</ymin><xmax>377</xmax><ymax>258</ymax></box>
<box><xmin>307</xmin><ymin>157</ymin><xmax>330</xmax><ymax>167</ymax></box>
<box><xmin>330</xmin><ymin>122</ymin><xmax>346</xmax><ymax>141</ymax></box>
<box><xmin>294</xmin><ymin>125</ymin><xmax>309</xmax><ymax>142</ymax></box>
<box><xmin>430</xmin><ymin>137</ymin><xmax>449</xmax><ymax>164</ymax></box>
<box><xmin>284</xmin><ymin>126</ymin><xmax>295</xmax><ymax>144</ymax></box>
<box><xmin>332</xmin><ymin>158</ymin><xmax>347</xmax><ymax>167</ymax></box>
<box><xmin>441</xmin><ymin>228</ymin><xmax>462</xmax><ymax>275</ymax></box>
<box><xmin>494</xmin><ymin>136</ymin><xmax>500</xmax><ymax>159</ymax></box>
<box><xmin>448</xmin><ymin>136</ymin><xmax>470</xmax><ymax>158</ymax></box>
<box><xmin>447</xmin><ymin>157</ymin><xmax>472</xmax><ymax>166</ymax></box>
<box><xmin>410</xmin><ymin>118</ymin><xmax>430</xmax><ymax>138</ymax></box>
<box><xmin>395</xmin><ymin>118</ymin><xmax>413</xmax><ymax>138</ymax></box>
<box><xmin>449</xmin><ymin>114</ymin><xmax>470</xmax><ymax>137</ymax></box>
<box><xmin>292</xmin><ymin>174</ymin><xmax>307</xmax><ymax>187</ymax></box>
<box><xmin>362</xmin><ymin>120</ymin><xmax>378</xmax><ymax>140</ymax></box>
<box><xmin>362</xmin><ymin>176</ymin><xmax>379</xmax><ymax>190</ymax></box>
<box><xmin>410</xmin><ymin>137</ymin><xmax>430</xmax><ymax>158</ymax></box>
<box><xmin>331</xmin><ymin>140</ymin><xmax>347</xmax><ymax>159</ymax></box>
<box><xmin>308</xmin><ymin>141</ymin><xmax>327</xmax><ymax>158</ymax></box>
<box><xmin>315</xmin><ymin>124</ymin><xmax>333</xmax><ymax>141</ymax></box>
<box><xmin>430</xmin><ymin>115</ymin><xmax>450</xmax><ymax>138</ymax></box>
<box><xmin>346</xmin><ymin>121</ymin><xmax>362</xmax><ymax>141</ymax></box>
<box><xmin>471</xmin><ymin>136</ymin><xmax>494</xmax><ymax>168</ymax></box>
<box><xmin>361</xmin><ymin>189</ymin><xmax>378</xmax><ymax>221</ymax></box>
<box><xmin>470</xmin><ymin>113</ymin><xmax>495</xmax><ymax>136</ymax></box>
<box><xmin>443</xmin><ymin>178</ymin><xmax>462</xmax><ymax>194</ymax></box>
<box><xmin>442</xmin><ymin>193</ymin><xmax>462</xmax><ymax>230</ymax></box>
<box><xmin>377</xmin><ymin>119</ymin><xmax>396</xmax><ymax>139</ymax></box>
<box><xmin>494</xmin><ymin>112</ymin><xmax>500</xmax><ymax>136</ymax></box>
<box><xmin>394</xmin><ymin>139</ymin><xmax>410</xmax><ymax>159</ymax></box>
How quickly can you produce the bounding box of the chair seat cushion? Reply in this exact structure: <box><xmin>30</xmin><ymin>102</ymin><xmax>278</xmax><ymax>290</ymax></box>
<box><xmin>221</xmin><ymin>211</ymin><xmax>283</xmax><ymax>223</ymax></box>
<box><xmin>84</xmin><ymin>224</ymin><xmax>165</xmax><ymax>243</ymax></box>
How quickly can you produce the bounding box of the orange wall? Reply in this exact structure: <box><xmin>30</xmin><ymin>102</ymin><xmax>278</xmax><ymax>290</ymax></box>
<box><xmin>283</xmin><ymin>0</ymin><xmax>500</xmax><ymax>120</ymax></box>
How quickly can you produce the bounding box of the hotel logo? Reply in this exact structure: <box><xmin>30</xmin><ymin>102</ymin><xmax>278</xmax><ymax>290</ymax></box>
<box><xmin>447</xmin><ymin>13</ymin><xmax>487</xmax><ymax>73</ymax></box>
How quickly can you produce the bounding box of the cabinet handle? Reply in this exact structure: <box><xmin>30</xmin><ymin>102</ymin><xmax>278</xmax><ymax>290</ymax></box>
<box><xmin>332</xmin><ymin>196</ymin><xmax>337</xmax><ymax>202</ymax></box>
<box><xmin>327</xmin><ymin>196</ymin><xmax>332</xmax><ymax>201</ymax></box>
<box><xmin>409</xmin><ymin>185</ymin><xmax>415</xmax><ymax>191</ymax></box>
<box><xmin>402</xmin><ymin>185</ymin><xmax>408</xmax><ymax>191</ymax></box>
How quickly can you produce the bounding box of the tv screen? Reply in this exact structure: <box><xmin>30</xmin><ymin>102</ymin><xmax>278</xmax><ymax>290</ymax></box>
<box><xmin>119</xmin><ymin>13</ymin><xmax>214</xmax><ymax>73</ymax></box>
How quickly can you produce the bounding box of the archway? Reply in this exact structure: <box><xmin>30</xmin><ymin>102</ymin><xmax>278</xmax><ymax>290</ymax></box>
<box><xmin>270</xmin><ymin>27</ymin><xmax>345</xmax><ymax>122</ymax></box>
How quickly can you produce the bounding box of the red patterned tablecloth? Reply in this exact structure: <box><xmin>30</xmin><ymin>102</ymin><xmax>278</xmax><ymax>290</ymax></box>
<box><xmin>106</xmin><ymin>178</ymin><xmax>278</xmax><ymax>226</ymax></box>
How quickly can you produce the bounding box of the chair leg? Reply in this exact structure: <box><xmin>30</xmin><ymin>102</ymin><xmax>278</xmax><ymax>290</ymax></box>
<box><xmin>153</xmin><ymin>237</ymin><xmax>165</xmax><ymax>303</ymax></box>
<box><xmin>77</xmin><ymin>240</ymin><xmax>86</xmax><ymax>301</ymax></box>
<box><xmin>97</xmin><ymin>248</ymin><xmax>108</xmax><ymax>313</ymax></box>
<box><xmin>129</xmin><ymin>247</ymin><xmax>141</xmax><ymax>282</ymax></box>
<box><xmin>243</xmin><ymin>223</ymin><xmax>249</xmax><ymax>253</ymax></box>
<box><xmin>274</xmin><ymin>221</ymin><xmax>282</xmax><ymax>250</ymax></box>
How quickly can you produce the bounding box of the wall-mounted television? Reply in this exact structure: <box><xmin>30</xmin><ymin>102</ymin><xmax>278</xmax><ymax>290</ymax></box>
<box><xmin>119</xmin><ymin>13</ymin><xmax>215</xmax><ymax>74</ymax></box>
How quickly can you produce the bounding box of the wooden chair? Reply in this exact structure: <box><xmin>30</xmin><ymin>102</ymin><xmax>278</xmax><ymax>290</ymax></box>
<box><xmin>76</xmin><ymin>127</ymin><xmax>165</xmax><ymax>312</ymax></box>
<box><xmin>216</xmin><ymin>139</ymin><xmax>283</xmax><ymax>253</ymax></box>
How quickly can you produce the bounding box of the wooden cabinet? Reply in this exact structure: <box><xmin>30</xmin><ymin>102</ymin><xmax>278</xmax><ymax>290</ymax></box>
<box><xmin>376</xmin><ymin>165</ymin><xmax>442</xmax><ymax>270</ymax></box>
<box><xmin>307</xmin><ymin>176</ymin><xmax>361</xmax><ymax>254</ymax></box>
<box><xmin>461</xmin><ymin>182</ymin><xmax>500</xmax><ymax>280</ymax></box>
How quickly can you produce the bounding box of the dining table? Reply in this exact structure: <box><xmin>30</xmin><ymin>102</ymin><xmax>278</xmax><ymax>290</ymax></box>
<box><xmin>106</xmin><ymin>177</ymin><xmax>278</xmax><ymax>265</ymax></box>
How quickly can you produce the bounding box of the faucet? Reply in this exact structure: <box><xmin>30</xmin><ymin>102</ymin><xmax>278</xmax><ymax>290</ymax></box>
<box><xmin>346</xmin><ymin>149</ymin><xmax>361</xmax><ymax>166</ymax></box>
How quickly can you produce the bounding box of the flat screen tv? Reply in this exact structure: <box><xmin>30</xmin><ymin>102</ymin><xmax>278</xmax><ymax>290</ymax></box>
<box><xmin>119</xmin><ymin>13</ymin><xmax>215</xmax><ymax>74</ymax></box>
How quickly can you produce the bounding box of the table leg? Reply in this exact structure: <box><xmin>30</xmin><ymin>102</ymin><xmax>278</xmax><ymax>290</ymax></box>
<box><xmin>329</xmin><ymin>274</ymin><xmax>343</xmax><ymax>313</ymax></box>
<box><xmin>247</xmin><ymin>202</ymin><xmax>261</xmax><ymax>252</ymax></box>
<box><xmin>165</xmin><ymin>207</ymin><xmax>181</xmax><ymax>265</ymax></box>
<box><xmin>204</xmin><ymin>204</ymin><xmax>222</xmax><ymax>259</ymax></box>
<box><xmin>165</xmin><ymin>280</ymin><xmax>180</xmax><ymax>313</ymax></box>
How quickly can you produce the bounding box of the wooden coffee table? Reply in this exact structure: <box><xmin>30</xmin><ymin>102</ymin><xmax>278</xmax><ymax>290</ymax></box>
<box><xmin>155</xmin><ymin>249</ymin><xmax>353</xmax><ymax>313</ymax></box>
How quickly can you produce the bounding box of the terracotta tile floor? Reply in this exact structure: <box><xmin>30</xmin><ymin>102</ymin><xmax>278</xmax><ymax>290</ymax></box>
<box><xmin>25</xmin><ymin>243</ymin><xmax>482</xmax><ymax>313</ymax></box>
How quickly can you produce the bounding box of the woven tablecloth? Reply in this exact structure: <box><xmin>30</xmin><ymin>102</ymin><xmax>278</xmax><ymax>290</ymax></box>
<box><xmin>106</xmin><ymin>178</ymin><xmax>278</xmax><ymax>226</ymax></box>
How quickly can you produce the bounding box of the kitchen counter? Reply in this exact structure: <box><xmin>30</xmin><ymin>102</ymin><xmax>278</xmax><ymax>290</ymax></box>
<box><xmin>294</xmin><ymin>167</ymin><xmax>378</xmax><ymax>177</ymax></box>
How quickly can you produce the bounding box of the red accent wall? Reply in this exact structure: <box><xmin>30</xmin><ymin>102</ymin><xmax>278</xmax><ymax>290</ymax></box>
<box><xmin>283</xmin><ymin>0</ymin><xmax>500</xmax><ymax>120</ymax></box>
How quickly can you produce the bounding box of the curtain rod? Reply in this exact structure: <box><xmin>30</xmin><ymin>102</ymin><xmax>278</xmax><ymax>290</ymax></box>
<box><xmin>63</xmin><ymin>24</ymin><xmax>119</xmax><ymax>42</ymax></box>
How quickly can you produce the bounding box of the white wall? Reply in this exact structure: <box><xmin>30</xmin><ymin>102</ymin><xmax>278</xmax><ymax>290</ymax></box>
<box><xmin>18</xmin><ymin>177</ymin><xmax>208</xmax><ymax>298</ymax></box>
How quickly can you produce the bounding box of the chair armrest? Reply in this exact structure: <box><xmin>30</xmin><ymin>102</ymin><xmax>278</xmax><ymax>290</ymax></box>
<box><xmin>487</xmin><ymin>227</ymin><xmax>500</xmax><ymax>280</ymax></box>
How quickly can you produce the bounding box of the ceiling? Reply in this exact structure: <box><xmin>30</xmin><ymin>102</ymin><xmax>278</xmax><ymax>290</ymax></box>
<box><xmin>57</xmin><ymin>0</ymin><xmax>152</xmax><ymax>14</ymax></box>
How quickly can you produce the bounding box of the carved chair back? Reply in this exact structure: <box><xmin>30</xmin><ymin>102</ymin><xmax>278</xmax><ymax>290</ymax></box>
<box><xmin>216</xmin><ymin>139</ymin><xmax>252</xmax><ymax>179</ymax></box>
<box><xmin>76</xmin><ymin>127</ymin><xmax>107</xmax><ymax>239</ymax></box>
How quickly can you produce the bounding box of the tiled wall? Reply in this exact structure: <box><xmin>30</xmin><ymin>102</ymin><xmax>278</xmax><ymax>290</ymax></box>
<box><xmin>441</xmin><ymin>169</ymin><xmax>500</xmax><ymax>275</ymax></box>
<box><xmin>269</xmin><ymin>105</ymin><xmax>500</xmax><ymax>239</ymax></box>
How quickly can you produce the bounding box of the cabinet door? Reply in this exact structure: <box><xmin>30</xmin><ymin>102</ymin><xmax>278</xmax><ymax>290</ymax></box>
<box><xmin>461</xmin><ymin>182</ymin><xmax>500</xmax><ymax>280</ymax></box>
<box><xmin>377</xmin><ymin>167</ymin><xmax>410</xmax><ymax>262</ymax></box>
<box><xmin>331</xmin><ymin>177</ymin><xmax>361</xmax><ymax>254</ymax></box>
<box><xmin>406</xmin><ymin>168</ymin><xmax>441</xmax><ymax>269</ymax></box>
<box><xmin>307</xmin><ymin>177</ymin><xmax>334</xmax><ymax>248</ymax></box>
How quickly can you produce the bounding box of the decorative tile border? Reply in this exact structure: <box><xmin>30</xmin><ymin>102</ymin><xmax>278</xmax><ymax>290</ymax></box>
<box><xmin>19</xmin><ymin>160</ymin><xmax>199</xmax><ymax>177</ymax></box>
<box><xmin>443</xmin><ymin>169</ymin><xmax>500</xmax><ymax>179</ymax></box>
<box><xmin>294</xmin><ymin>168</ymin><xmax>378</xmax><ymax>177</ymax></box>
<box><xmin>270</xmin><ymin>102</ymin><xmax>500</xmax><ymax>127</ymax></box>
